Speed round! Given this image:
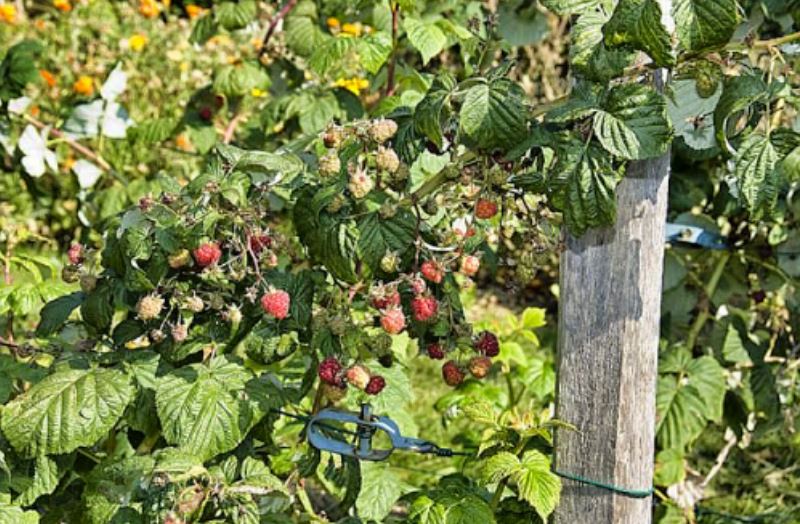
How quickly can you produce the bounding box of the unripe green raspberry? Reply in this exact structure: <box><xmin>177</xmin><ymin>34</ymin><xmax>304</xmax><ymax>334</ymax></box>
<box><xmin>137</xmin><ymin>293</ymin><xmax>165</xmax><ymax>321</ymax></box>
<box><xmin>62</xmin><ymin>265</ymin><xmax>80</xmax><ymax>283</ymax></box>
<box><xmin>375</xmin><ymin>146</ymin><xmax>400</xmax><ymax>173</ymax></box>
<box><xmin>380</xmin><ymin>251</ymin><xmax>400</xmax><ymax>273</ymax></box>
<box><xmin>348</xmin><ymin>170</ymin><xmax>374</xmax><ymax>199</ymax></box>
<box><xmin>318</xmin><ymin>150</ymin><xmax>342</xmax><ymax>178</ymax></box>
<box><xmin>183</xmin><ymin>295</ymin><xmax>205</xmax><ymax>313</ymax></box>
<box><xmin>327</xmin><ymin>194</ymin><xmax>346</xmax><ymax>213</ymax></box>
<box><xmin>79</xmin><ymin>274</ymin><xmax>97</xmax><ymax>293</ymax></box>
<box><xmin>368</xmin><ymin>118</ymin><xmax>398</xmax><ymax>144</ymax></box>
<box><xmin>168</xmin><ymin>249</ymin><xmax>192</xmax><ymax>269</ymax></box>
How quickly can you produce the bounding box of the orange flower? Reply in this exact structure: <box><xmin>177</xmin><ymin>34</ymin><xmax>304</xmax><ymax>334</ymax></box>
<box><xmin>185</xmin><ymin>4</ymin><xmax>205</xmax><ymax>18</ymax></box>
<box><xmin>175</xmin><ymin>134</ymin><xmax>192</xmax><ymax>151</ymax></box>
<box><xmin>138</xmin><ymin>0</ymin><xmax>159</xmax><ymax>18</ymax></box>
<box><xmin>73</xmin><ymin>75</ymin><xmax>94</xmax><ymax>96</ymax></box>
<box><xmin>0</xmin><ymin>3</ymin><xmax>17</xmax><ymax>24</ymax></box>
<box><xmin>34</xmin><ymin>18</ymin><xmax>46</xmax><ymax>30</ymax></box>
<box><xmin>326</xmin><ymin>17</ymin><xmax>340</xmax><ymax>29</ymax></box>
<box><xmin>53</xmin><ymin>0</ymin><xmax>72</xmax><ymax>12</ymax></box>
<box><xmin>341</xmin><ymin>22</ymin><xmax>362</xmax><ymax>37</ymax></box>
<box><xmin>40</xmin><ymin>69</ymin><xmax>57</xmax><ymax>88</ymax></box>
<box><xmin>29</xmin><ymin>105</ymin><xmax>40</xmax><ymax>117</ymax></box>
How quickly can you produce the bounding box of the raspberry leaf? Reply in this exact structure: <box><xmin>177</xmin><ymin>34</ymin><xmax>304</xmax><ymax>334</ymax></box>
<box><xmin>1</xmin><ymin>368</ymin><xmax>134</xmax><ymax>457</ymax></box>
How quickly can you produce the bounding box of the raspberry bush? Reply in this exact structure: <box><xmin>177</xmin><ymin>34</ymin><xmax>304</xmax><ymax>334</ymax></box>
<box><xmin>1</xmin><ymin>0</ymin><xmax>800</xmax><ymax>522</ymax></box>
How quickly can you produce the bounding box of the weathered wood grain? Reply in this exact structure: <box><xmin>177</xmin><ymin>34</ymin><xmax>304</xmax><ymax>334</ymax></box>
<box><xmin>553</xmin><ymin>146</ymin><xmax>670</xmax><ymax>523</ymax></box>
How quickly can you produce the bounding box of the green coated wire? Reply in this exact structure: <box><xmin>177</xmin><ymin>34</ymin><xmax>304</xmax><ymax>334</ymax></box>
<box><xmin>552</xmin><ymin>469</ymin><xmax>654</xmax><ymax>499</ymax></box>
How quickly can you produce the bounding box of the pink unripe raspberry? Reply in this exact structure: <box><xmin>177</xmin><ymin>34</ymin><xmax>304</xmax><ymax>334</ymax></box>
<box><xmin>260</xmin><ymin>289</ymin><xmax>290</xmax><ymax>320</ymax></box>
<box><xmin>380</xmin><ymin>306</ymin><xmax>406</xmax><ymax>334</ymax></box>
<box><xmin>193</xmin><ymin>242</ymin><xmax>221</xmax><ymax>267</ymax></box>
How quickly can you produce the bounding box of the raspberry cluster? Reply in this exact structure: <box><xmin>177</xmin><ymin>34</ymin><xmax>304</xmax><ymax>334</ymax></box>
<box><xmin>317</xmin><ymin>357</ymin><xmax>386</xmax><ymax>399</ymax></box>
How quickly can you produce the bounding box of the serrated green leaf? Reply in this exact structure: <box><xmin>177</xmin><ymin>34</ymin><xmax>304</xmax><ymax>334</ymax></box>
<box><xmin>570</xmin><ymin>11</ymin><xmax>636</xmax><ymax>82</ymax></box>
<box><xmin>593</xmin><ymin>83</ymin><xmax>672</xmax><ymax>160</ymax></box>
<box><xmin>404</xmin><ymin>17</ymin><xmax>447</xmax><ymax>65</ymax></box>
<box><xmin>215</xmin><ymin>0</ymin><xmax>257</xmax><ymax>31</ymax></box>
<box><xmin>155</xmin><ymin>356</ymin><xmax>257</xmax><ymax>460</ymax></box>
<box><xmin>480</xmin><ymin>452</ymin><xmax>520</xmax><ymax>485</ymax></box>
<box><xmin>540</xmin><ymin>0</ymin><xmax>601</xmax><ymax>15</ymax></box>
<box><xmin>667</xmin><ymin>78</ymin><xmax>721</xmax><ymax>151</ymax></box>
<box><xmin>0</xmin><ymin>40</ymin><xmax>43</xmax><ymax>102</ymax></box>
<box><xmin>512</xmin><ymin>451</ymin><xmax>561</xmax><ymax>521</ymax></box>
<box><xmin>15</xmin><ymin>455</ymin><xmax>61</xmax><ymax>507</ymax></box>
<box><xmin>459</xmin><ymin>78</ymin><xmax>527</xmax><ymax>152</ymax></box>
<box><xmin>713</xmin><ymin>74</ymin><xmax>769</xmax><ymax>154</ymax></box>
<box><xmin>356</xmin><ymin>462</ymin><xmax>403</xmax><ymax>521</ymax></box>
<box><xmin>1</xmin><ymin>368</ymin><xmax>134</xmax><ymax>457</ymax></box>
<box><xmin>0</xmin><ymin>502</ymin><xmax>39</xmax><ymax>524</ymax></box>
<box><xmin>654</xmin><ymin>448</ymin><xmax>685</xmax><ymax>486</ymax></box>
<box><xmin>720</xmin><ymin>323</ymin><xmax>750</xmax><ymax>364</ymax></box>
<box><xmin>656</xmin><ymin>376</ymin><xmax>707</xmax><ymax>450</ymax></box>
<box><xmin>285</xmin><ymin>15</ymin><xmax>328</xmax><ymax>57</ymax></box>
<box><xmin>549</xmin><ymin>140</ymin><xmax>622</xmax><ymax>235</ymax></box>
<box><xmin>36</xmin><ymin>291</ymin><xmax>84</xmax><ymax>336</ymax></box>
<box><xmin>190</xmin><ymin>13</ymin><xmax>218</xmax><ymax>45</ymax></box>
<box><xmin>603</xmin><ymin>0</ymin><xmax>675</xmax><ymax>67</ymax></box>
<box><xmin>214</xmin><ymin>61</ymin><xmax>269</xmax><ymax>97</ymax></box>
<box><xmin>672</xmin><ymin>0</ymin><xmax>738</xmax><ymax>52</ymax></box>
<box><xmin>294</xmin><ymin>185</ymin><xmax>358</xmax><ymax>283</ymax></box>
<box><xmin>357</xmin><ymin>210</ymin><xmax>416</xmax><ymax>272</ymax></box>
<box><xmin>685</xmin><ymin>355</ymin><xmax>726</xmax><ymax>422</ymax></box>
<box><xmin>309</xmin><ymin>37</ymin><xmax>357</xmax><ymax>75</ymax></box>
<box><xmin>414</xmin><ymin>74</ymin><xmax>455</xmax><ymax>149</ymax></box>
<box><xmin>461</xmin><ymin>399</ymin><xmax>497</xmax><ymax>425</ymax></box>
<box><xmin>734</xmin><ymin>133</ymin><xmax>779</xmax><ymax>220</ymax></box>
<box><xmin>358</xmin><ymin>32</ymin><xmax>393</xmax><ymax>74</ymax></box>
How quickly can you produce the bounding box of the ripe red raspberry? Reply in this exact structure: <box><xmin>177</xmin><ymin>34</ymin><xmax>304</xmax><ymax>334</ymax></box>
<box><xmin>421</xmin><ymin>260</ymin><xmax>444</xmax><ymax>284</ymax></box>
<box><xmin>67</xmin><ymin>244</ymin><xmax>84</xmax><ymax>265</ymax></box>
<box><xmin>370</xmin><ymin>285</ymin><xmax>401</xmax><ymax>310</ymax></box>
<box><xmin>474</xmin><ymin>330</ymin><xmax>499</xmax><ymax>357</ymax></box>
<box><xmin>469</xmin><ymin>356</ymin><xmax>492</xmax><ymax>379</ymax></box>
<box><xmin>442</xmin><ymin>360</ymin><xmax>465</xmax><ymax>387</ymax></box>
<box><xmin>193</xmin><ymin>242</ymin><xmax>221</xmax><ymax>267</ymax></box>
<box><xmin>346</xmin><ymin>364</ymin><xmax>371</xmax><ymax>390</ymax></box>
<box><xmin>475</xmin><ymin>198</ymin><xmax>498</xmax><ymax>219</ymax></box>
<box><xmin>198</xmin><ymin>106</ymin><xmax>213</xmax><ymax>121</ymax></box>
<box><xmin>261</xmin><ymin>289</ymin><xmax>291</xmax><ymax>320</ymax></box>
<box><xmin>411</xmin><ymin>295</ymin><xmax>438</xmax><ymax>322</ymax></box>
<box><xmin>248</xmin><ymin>234</ymin><xmax>272</xmax><ymax>254</ymax></box>
<box><xmin>426</xmin><ymin>342</ymin><xmax>445</xmax><ymax>360</ymax></box>
<box><xmin>365</xmin><ymin>375</ymin><xmax>386</xmax><ymax>395</ymax></box>
<box><xmin>380</xmin><ymin>306</ymin><xmax>406</xmax><ymax>334</ymax></box>
<box><xmin>318</xmin><ymin>356</ymin><xmax>342</xmax><ymax>385</ymax></box>
<box><xmin>460</xmin><ymin>255</ymin><xmax>480</xmax><ymax>277</ymax></box>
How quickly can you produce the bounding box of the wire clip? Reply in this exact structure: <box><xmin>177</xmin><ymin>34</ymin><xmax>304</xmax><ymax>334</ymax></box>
<box><xmin>665</xmin><ymin>222</ymin><xmax>727</xmax><ymax>250</ymax></box>
<box><xmin>306</xmin><ymin>404</ymin><xmax>463</xmax><ymax>461</ymax></box>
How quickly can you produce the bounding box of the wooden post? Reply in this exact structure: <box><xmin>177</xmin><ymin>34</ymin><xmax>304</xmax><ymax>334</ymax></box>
<box><xmin>553</xmin><ymin>124</ymin><xmax>670</xmax><ymax>520</ymax></box>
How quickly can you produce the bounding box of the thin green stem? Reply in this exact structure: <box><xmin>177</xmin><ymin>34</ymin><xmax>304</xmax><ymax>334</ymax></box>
<box><xmin>686</xmin><ymin>251</ymin><xmax>731</xmax><ymax>350</ymax></box>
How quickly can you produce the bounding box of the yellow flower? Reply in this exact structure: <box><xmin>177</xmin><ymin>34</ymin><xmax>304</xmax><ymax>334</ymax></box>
<box><xmin>73</xmin><ymin>75</ymin><xmax>94</xmax><ymax>96</ymax></box>
<box><xmin>129</xmin><ymin>33</ymin><xmax>147</xmax><ymax>52</ymax></box>
<box><xmin>0</xmin><ymin>3</ymin><xmax>17</xmax><ymax>24</ymax></box>
<box><xmin>53</xmin><ymin>0</ymin><xmax>72</xmax><ymax>12</ymax></box>
<box><xmin>341</xmin><ymin>22</ymin><xmax>362</xmax><ymax>37</ymax></box>
<box><xmin>326</xmin><ymin>17</ymin><xmax>340</xmax><ymax>29</ymax></box>
<box><xmin>251</xmin><ymin>87</ymin><xmax>267</xmax><ymax>98</ymax></box>
<box><xmin>185</xmin><ymin>4</ymin><xmax>205</xmax><ymax>18</ymax></box>
<box><xmin>138</xmin><ymin>0</ymin><xmax>159</xmax><ymax>18</ymax></box>
<box><xmin>334</xmin><ymin>77</ymin><xmax>369</xmax><ymax>96</ymax></box>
